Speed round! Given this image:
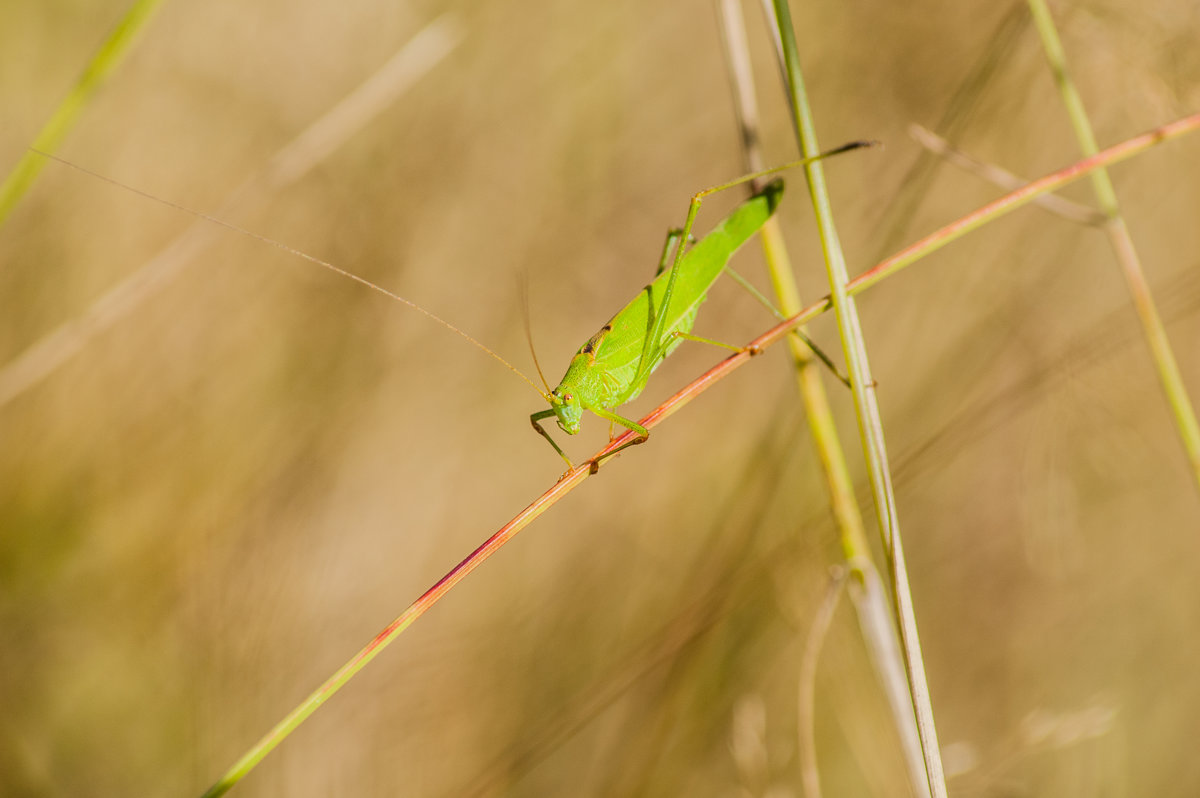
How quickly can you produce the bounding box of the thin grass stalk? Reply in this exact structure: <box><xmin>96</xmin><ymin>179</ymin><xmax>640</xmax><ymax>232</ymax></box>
<box><xmin>716</xmin><ymin>2</ymin><xmax>930</xmax><ymax>793</ymax></box>
<box><xmin>797</xmin><ymin>569</ymin><xmax>846</xmax><ymax>798</ymax></box>
<box><xmin>716</xmin><ymin>0</ymin><xmax>871</xmax><ymax>563</ymax></box>
<box><xmin>765</xmin><ymin>1</ymin><xmax>949</xmax><ymax>795</ymax></box>
<box><xmin>909</xmin><ymin>123</ymin><xmax>1105</xmax><ymax>226</ymax></box>
<box><xmin>196</xmin><ymin>113</ymin><xmax>1199</xmax><ymax>796</ymax></box>
<box><xmin>1027</xmin><ymin>0</ymin><xmax>1200</xmax><ymax>492</ymax></box>
<box><xmin>0</xmin><ymin>0</ymin><xmax>165</xmax><ymax>225</ymax></box>
<box><xmin>849</xmin><ymin>114</ymin><xmax>1200</xmax><ymax>296</ymax></box>
<box><xmin>872</xmin><ymin>4</ymin><xmax>1030</xmax><ymax>262</ymax></box>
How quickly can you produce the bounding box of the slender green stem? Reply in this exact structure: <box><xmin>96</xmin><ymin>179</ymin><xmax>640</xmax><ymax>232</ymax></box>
<box><xmin>715</xmin><ymin>3</ymin><xmax>929</xmax><ymax>793</ymax></box>
<box><xmin>0</xmin><ymin>0</ymin><xmax>165</xmax><ymax>225</ymax></box>
<box><xmin>1027</xmin><ymin>0</ymin><xmax>1200</xmax><ymax>492</ymax></box>
<box><xmin>767</xmin><ymin>1</ymin><xmax>949</xmax><ymax>795</ymax></box>
<box><xmin>757</xmin><ymin>221</ymin><xmax>871</xmax><ymax>535</ymax></box>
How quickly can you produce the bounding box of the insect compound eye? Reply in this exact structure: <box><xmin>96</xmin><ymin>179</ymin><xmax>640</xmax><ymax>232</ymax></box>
<box><xmin>562</xmin><ymin>393</ymin><xmax>572</xmax><ymax>402</ymax></box>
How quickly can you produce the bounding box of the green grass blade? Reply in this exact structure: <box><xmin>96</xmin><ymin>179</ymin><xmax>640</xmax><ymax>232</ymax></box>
<box><xmin>1027</xmin><ymin>0</ymin><xmax>1200</xmax><ymax>492</ymax></box>
<box><xmin>767</xmin><ymin>2</ymin><xmax>949</xmax><ymax>796</ymax></box>
<box><xmin>0</xmin><ymin>0</ymin><xmax>165</xmax><ymax>225</ymax></box>
<box><xmin>714</xmin><ymin>4</ymin><xmax>929</xmax><ymax>793</ymax></box>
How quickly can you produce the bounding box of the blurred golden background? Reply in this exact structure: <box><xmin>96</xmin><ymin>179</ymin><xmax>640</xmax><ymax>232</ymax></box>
<box><xmin>2</xmin><ymin>0</ymin><xmax>1199</xmax><ymax>795</ymax></box>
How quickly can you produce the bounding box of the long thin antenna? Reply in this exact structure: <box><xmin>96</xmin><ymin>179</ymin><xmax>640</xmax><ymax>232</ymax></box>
<box><xmin>34</xmin><ymin>149</ymin><xmax>549</xmax><ymax>400</ymax></box>
<box><xmin>518</xmin><ymin>274</ymin><xmax>552</xmax><ymax>395</ymax></box>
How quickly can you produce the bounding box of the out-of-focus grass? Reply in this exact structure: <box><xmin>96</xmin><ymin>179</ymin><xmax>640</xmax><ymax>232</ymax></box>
<box><xmin>1</xmin><ymin>1</ymin><xmax>1199</xmax><ymax>796</ymax></box>
<box><xmin>0</xmin><ymin>0</ymin><xmax>164</xmax><ymax>225</ymax></box>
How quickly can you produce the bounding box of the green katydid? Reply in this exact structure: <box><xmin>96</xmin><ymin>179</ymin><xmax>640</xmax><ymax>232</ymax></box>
<box><xmin>528</xmin><ymin>140</ymin><xmax>871</xmax><ymax>470</ymax></box>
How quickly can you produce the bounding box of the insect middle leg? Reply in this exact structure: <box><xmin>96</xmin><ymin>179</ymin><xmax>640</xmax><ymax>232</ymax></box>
<box><xmin>665</xmin><ymin>330</ymin><xmax>748</xmax><ymax>353</ymax></box>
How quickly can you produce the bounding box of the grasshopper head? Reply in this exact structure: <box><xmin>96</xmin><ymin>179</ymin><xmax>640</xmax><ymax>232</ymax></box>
<box><xmin>550</xmin><ymin>388</ymin><xmax>582</xmax><ymax>435</ymax></box>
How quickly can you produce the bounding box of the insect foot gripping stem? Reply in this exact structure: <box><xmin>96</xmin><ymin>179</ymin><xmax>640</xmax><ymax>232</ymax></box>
<box><xmin>589</xmin><ymin>431</ymin><xmax>649</xmax><ymax>474</ymax></box>
<box><xmin>531</xmin><ymin>412</ymin><xmax>571</xmax><ymax>470</ymax></box>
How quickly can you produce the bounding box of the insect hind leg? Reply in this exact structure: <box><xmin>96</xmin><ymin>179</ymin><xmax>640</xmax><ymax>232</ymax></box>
<box><xmin>588</xmin><ymin>407</ymin><xmax>649</xmax><ymax>472</ymax></box>
<box><xmin>721</xmin><ymin>266</ymin><xmax>850</xmax><ymax>387</ymax></box>
<box><xmin>635</xmin><ymin>141</ymin><xmax>874</xmax><ymax>391</ymax></box>
<box><xmin>654</xmin><ymin>228</ymin><xmax>686</xmax><ymax>277</ymax></box>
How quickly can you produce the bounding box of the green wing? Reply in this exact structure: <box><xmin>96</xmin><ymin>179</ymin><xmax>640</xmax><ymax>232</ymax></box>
<box><xmin>589</xmin><ymin>179</ymin><xmax>784</xmax><ymax>403</ymax></box>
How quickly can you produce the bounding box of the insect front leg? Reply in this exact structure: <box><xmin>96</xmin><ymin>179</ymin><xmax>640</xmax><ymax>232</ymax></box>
<box><xmin>530</xmin><ymin>409</ymin><xmax>574</xmax><ymax>470</ymax></box>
